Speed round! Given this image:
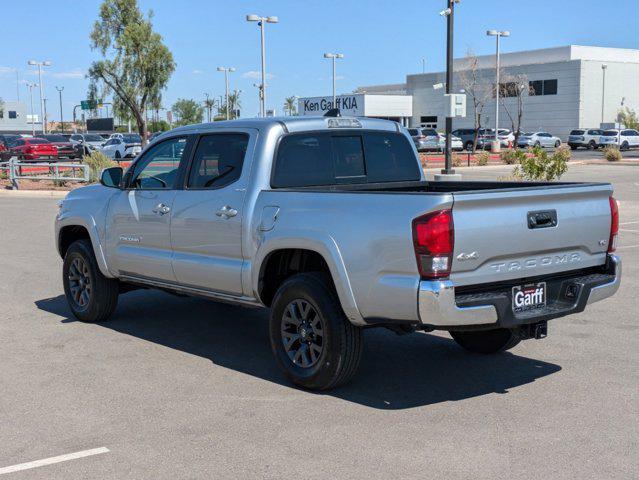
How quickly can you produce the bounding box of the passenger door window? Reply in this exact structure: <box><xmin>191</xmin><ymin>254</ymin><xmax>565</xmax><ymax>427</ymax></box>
<box><xmin>129</xmin><ymin>137</ymin><xmax>188</xmax><ymax>189</ymax></box>
<box><xmin>187</xmin><ymin>133</ymin><xmax>249</xmax><ymax>189</ymax></box>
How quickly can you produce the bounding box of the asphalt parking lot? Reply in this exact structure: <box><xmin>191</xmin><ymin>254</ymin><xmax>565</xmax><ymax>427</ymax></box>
<box><xmin>0</xmin><ymin>162</ymin><xmax>637</xmax><ymax>479</ymax></box>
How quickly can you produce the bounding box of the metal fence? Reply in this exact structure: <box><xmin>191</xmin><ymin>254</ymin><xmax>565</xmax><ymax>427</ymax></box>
<box><xmin>1</xmin><ymin>158</ymin><xmax>90</xmax><ymax>189</ymax></box>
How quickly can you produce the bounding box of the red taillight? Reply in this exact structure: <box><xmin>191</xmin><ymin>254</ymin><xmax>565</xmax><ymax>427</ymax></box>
<box><xmin>608</xmin><ymin>196</ymin><xmax>619</xmax><ymax>253</ymax></box>
<box><xmin>412</xmin><ymin>209</ymin><xmax>454</xmax><ymax>279</ymax></box>
<box><xmin>25</xmin><ymin>146</ymin><xmax>34</xmax><ymax>154</ymax></box>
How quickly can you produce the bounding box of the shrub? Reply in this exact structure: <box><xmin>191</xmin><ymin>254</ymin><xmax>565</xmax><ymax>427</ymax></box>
<box><xmin>452</xmin><ymin>153</ymin><xmax>462</xmax><ymax>168</ymax></box>
<box><xmin>513</xmin><ymin>145</ymin><xmax>570</xmax><ymax>181</ymax></box>
<box><xmin>603</xmin><ymin>145</ymin><xmax>622</xmax><ymax>162</ymax></box>
<box><xmin>83</xmin><ymin>151</ymin><xmax>118</xmax><ymax>183</ymax></box>
<box><xmin>501</xmin><ymin>149</ymin><xmax>526</xmax><ymax>165</ymax></box>
<box><xmin>476</xmin><ymin>151</ymin><xmax>490</xmax><ymax>166</ymax></box>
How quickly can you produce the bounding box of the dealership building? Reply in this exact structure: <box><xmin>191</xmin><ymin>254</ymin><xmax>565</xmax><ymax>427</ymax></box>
<box><xmin>299</xmin><ymin>45</ymin><xmax>639</xmax><ymax>140</ymax></box>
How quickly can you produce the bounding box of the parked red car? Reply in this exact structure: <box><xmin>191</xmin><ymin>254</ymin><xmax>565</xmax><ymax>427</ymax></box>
<box><xmin>9</xmin><ymin>138</ymin><xmax>58</xmax><ymax>161</ymax></box>
<box><xmin>36</xmin><ymin>134</ymin><xmax>79</xmax><ymax>159</ymax></box>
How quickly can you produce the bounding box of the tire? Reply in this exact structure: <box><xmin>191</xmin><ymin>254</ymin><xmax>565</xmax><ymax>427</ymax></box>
<box><xmin>554</xmin><ymin>140</ymin><xmax>561</xmax><ymax>148</ymax></box>
<box><xmin>621</xmin><ymin>141</ymin><xmax>629</xmax><ymax>151</ymax></box>
<box><xmin>570</xmin><ymin>146</ymin><xmax>577</xmax><ymax>151</ymax></box>
<box><xmin>465</xmin><ymin>141</ymin><xmax>473</xmax><ymax>151</ymax></box>
<box><xmin>588</xmin><ymin>141</ymin><xmax>597</xmax><ymax>150</ymax></box>
<box><xmin>115</xmin><ymin>150</ymin><xmax>121</xmax><ymax>159</ymax></box>
<box><xmin>62</xmin><ymin>239</ymin><xmax>119</xmax><ymax>323</ymax></box>
<box><xmin>534</xmin><ymin>141</ymin><xmax>541</xmax><ymax>148</ymax></box>
<box><xmin>450</xmin><ymin>328</ymin><xmax>520</xmax><ymax>354</ymax></box>
<box><xmin>269</xmin><ymin>272</ymin><xmax>363</xmax><ymax>390</ymax></box>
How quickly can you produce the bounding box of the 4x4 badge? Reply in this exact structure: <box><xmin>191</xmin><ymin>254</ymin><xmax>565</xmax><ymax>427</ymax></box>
<box><xmin>456</xmin><ymin>251</ymin><xmax>479</xmax><ymax>261</ymax></box>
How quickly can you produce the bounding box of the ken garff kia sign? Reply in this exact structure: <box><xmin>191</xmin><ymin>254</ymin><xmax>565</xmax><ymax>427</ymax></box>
<box><xmin>299</xmin><ymin>94</ymin><xmax>365</xmax><ymax>116</ymax></box>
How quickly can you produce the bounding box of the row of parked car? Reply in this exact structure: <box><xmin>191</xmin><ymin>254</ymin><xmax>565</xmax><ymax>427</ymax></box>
<box><xmin>0</xmin><ymin>132</ymin><xmax>143</xmax><ymax>162</ymax></box>
<box><xmin>407</xmin><ymin>127</ymin><xmax>562</xmax><ymax>152</ymax></box>
<box><xmin>568</xmin><ymin>128</ymin><xmax>639</xmax><ymax>151</ymax></box>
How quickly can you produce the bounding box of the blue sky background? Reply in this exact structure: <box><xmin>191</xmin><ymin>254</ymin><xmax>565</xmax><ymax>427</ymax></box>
<box><xmin>2</xmin><ymin>0</ymin><xmax>638</xmax><ymax>121</ymax></box>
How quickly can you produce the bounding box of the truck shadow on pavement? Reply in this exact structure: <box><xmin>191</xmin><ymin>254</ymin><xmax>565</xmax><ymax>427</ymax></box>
<box><xmin>36</xmin><ymin>290</ymin><xmax>562</xmax><ymax>410</ymax></box>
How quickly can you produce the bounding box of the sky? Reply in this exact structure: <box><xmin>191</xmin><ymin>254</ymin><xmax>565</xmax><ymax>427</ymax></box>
<box><xmin>2</xmin><ymin>0</ymin><xmax>639</xmax><ymax>122</ymax></box>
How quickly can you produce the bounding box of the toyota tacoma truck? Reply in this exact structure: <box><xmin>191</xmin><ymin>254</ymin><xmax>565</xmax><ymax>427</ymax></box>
<box><xmin>55</xmin><ymin>115</ymin><xmax>621</xmax><ymax>390</ymax></box>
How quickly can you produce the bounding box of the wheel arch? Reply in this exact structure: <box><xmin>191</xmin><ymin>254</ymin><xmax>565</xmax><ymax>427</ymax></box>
<box><xmin>57</xmin><ymin>217</ymin><xmax>114</xmax><ymax>278</ymax></box>
<box><xmin>253</xmin><ymin>238</ymin><xmax>363</xmax><ymax>325</ymax></box>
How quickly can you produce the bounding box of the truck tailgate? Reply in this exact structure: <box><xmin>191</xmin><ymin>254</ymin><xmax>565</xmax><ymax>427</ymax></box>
<box><xmin>450</xmin><ymin>184</ymin><xmax>613</xmax><ymax>286</ymax></box>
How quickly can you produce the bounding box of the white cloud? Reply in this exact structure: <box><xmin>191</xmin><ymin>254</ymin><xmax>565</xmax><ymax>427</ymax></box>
<box><xmin>192</xmin><ymin>69</ymin><xmax>204</xmax><ymax>75</ymax></box>
<box><xmin>0</xmin><ymin>66</ymin><xmax>16</xmax><ymax>76</ymax></box>
<box><xmin>242</xmin><ymin>70</ymin><xmax>275</xmax><ymax>80</ymax></box>
<box><xmin>51</xmin><ymin>69</ymin><xmax>85</xmax><ymax>79</ymax></box>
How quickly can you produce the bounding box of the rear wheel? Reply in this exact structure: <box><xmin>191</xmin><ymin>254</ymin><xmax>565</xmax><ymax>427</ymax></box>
<box><xmin>465</xmin><ymin>141</ymin><xmax>473</xmax><ymax>151</ymax></box>
<box><xmin>450</xmin><ymin>328</ymin><xmax>520</xmax><ymax>354</ymax></box>
<box><xmin>269</xmin><ymin>272</ymin><xmax>363</xmax><ymax>390</ymax></box>
<box><xmin>621</xmin><ymin>141</ymin><xmax>630</xmax><ymax>151</ymax></box>
<box><xmin>63</xmin><ymin>239</ymin><xmax>119</xmax><ymax>322</ymax></box>
<box><xmin>554</xmin><ymin>140</ymin><xmax>561</xmax><ymax>148</ymax></box>
<box><xmin>588</xmin><ymin>141</ymin><xmax>597</xmax><ymax>150</ymax></box>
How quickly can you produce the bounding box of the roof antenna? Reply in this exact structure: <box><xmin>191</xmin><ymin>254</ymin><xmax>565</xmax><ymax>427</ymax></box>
<box><xmin>324</xmin><ymin>108</ymin><xmax>341</xmax><ymax>117</ymax></box>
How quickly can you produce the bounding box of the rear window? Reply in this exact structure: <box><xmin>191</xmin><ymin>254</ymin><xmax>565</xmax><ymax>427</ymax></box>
<box><xmin>272</xmin><ymin>131</ymin><xmax>421</xmax><ymax>188</ymax></box>
<box><xmin>570</xmin><ymin>130</ymin><xmax>585</xmax><ymax>135</ymax></box>
<box><xmin>602</xmin><ymin>131</ymin><xmax>618</xmax><ymax>136</ymax></box>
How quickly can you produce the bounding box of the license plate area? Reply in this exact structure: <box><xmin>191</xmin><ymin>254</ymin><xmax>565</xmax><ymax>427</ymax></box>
<box><xmin>512</xmin><ymin>282</ymin><xmax>546</xmax><ymax>313</ymax></box>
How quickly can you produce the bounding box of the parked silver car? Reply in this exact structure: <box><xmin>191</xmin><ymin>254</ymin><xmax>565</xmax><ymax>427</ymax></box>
<box><xmin>517</xmin><ymin>131</ymin><xmax>561</xmax><ymax>148</ymax></box>
<box><xmin>408</xmin><ymin>127</ymin><xmax>463</xmax><ymax>152</ymax></box>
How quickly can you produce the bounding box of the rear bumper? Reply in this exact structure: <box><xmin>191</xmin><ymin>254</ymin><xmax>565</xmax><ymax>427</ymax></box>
<box><xmin>418</xmin><ymin>254</ymin><xmax>621</xmax><ymax>329</ymax></box>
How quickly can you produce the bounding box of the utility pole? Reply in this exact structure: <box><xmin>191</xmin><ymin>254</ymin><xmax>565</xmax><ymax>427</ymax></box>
<box><xmin>55</xmin><ymin>86</ymin><xmax>64</xmax><ymax>133</ymax></box>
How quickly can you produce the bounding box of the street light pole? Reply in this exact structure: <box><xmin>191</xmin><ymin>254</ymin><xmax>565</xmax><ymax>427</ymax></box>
<box><xmin>601</xmin><ymin>64</ymin><xmax>608</xmax><ymax>125</ymax></box>
<box><xmin>204</xmin><ymin>93</ymin><xmax>211</xmax><ymax>122</ymax></box>
<box><xmin>487</xmin><ymin>30</ymin><xmax>510</xmax><ymax>152</ymax></box>
<box><xmin>26</xmin><ymin>82</ymin><xmax>38</xmax><ymax>136</ymax></box>
<box><xmin>323</xmin><ymin>53</ymin><xmax>344</xmax><ymax>108</ymax></box>
<box><xmin>247</xmin><ymin>14</ymin><xmax>278</xmax><ymax>117</ymax></box>
<box><xmin>55</xmin><ymin>86</ymin><xmax>64</xmax><ymax>133</ymax></box>
<box><xmin>217</xmin><ymin>67</ymin><xmax>236</xmax><ymax>120</ymax></box>
<box><xmin>27</xmin><ymin>60</ymin><xmax>51</xmax><ymax>134</ymax></box>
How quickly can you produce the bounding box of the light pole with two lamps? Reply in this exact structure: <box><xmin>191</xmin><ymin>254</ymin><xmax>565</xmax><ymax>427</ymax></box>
<box><xmin>246</xmin><ymin>14</ymin><xmax>278</xmax><ymax>117</ymax></box>
<box><xmin>486</xmin><ymin>29</ymin><xmax>510</xmax><ymax>152</ymax></box>
<box><xmin>217</xmin><ymin>67</ymin><xmax>236</xmax><ymax>120</ymax></box>
<box><xmin>323</xmin><ymin>53</ymin><xmax>344</xmax><ymax>108</ymax></box>
<box><xmin>27</xmin><ymin>60</ymin><xmax>51</xmax><ymax>133</ymax></box>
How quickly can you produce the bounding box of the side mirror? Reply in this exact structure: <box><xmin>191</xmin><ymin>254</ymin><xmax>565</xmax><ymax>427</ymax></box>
<box><xmin>100</xmin><ymin>166</ymin><xmax>123</xmax><ymax>188</ymax></box>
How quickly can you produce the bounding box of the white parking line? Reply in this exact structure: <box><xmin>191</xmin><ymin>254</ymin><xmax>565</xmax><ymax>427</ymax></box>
<box><xmin>0</xmin><ymin>447</ymin><xmax>109</xmax><ymax>475</ymax></box>
<box><xmin>620</xmin><ymin>221</ymin><xmax>639</xmax><ymax>225</ymax></box>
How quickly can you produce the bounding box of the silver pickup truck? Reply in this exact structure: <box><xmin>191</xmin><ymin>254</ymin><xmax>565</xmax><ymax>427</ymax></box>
<box><xmin>55</xmin><ymin>116</ymin><xmax>621</xmax><ymax>390</ymax></box>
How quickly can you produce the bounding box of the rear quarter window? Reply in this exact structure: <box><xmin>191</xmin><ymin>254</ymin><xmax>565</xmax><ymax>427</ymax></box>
<box><xmin>570</xmin><ymin>130</ymin><xmax>585</xmax><ymax>135</ymax></box>
<box><xmin>272</xmin><ymin>131</ymin><xmax>421</xmax><ymax>188</ymax></box>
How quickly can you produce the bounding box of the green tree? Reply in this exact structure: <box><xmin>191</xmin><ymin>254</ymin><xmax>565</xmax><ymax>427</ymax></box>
<box><xmin>88</xmin><ymin>0</ymin><xmax>175</xmax><ymax>146</ymax></box>
<box><xmin>172</xmin><ymin>98</ymin><xmax>204</xmax><ymax>126</ymax></box>
<box><xmin>284</xmin><ymin>96</ymin><xmax>297</xmax><ymax>116</ymax></box>
<box><xmin>203</xmin><ymin>97</ymin><xmax>216</xmax><ymax>122</ymax></box>
<box><xmin>218</xmin><ymin>90</ymin><xmax>242</xmax><ymax>120</ymax></box>
<box><xmin>618</xmin><ymin>107</ymin><xmax>639</xmax><ymax>130</ymax></box>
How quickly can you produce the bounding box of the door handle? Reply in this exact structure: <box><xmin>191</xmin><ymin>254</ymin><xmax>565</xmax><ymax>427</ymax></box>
<box><xmin>216</xmin><ymin>205</ymin><xmax>238</xmax><ymax>219</ymax></box>
<box><xmin>152</xmin><ymin>203</ymin><xmax>171</xmax><ymax>215</ymax></box>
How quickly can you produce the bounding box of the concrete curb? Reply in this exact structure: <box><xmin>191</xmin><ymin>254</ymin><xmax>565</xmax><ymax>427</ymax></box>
<box><xmin>0</xmin><ymin>189</ymin><xmax>69</xmax><ymax>198</ymax></box>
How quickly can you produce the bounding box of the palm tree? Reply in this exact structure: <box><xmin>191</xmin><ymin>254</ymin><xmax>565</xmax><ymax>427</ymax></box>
<box><xmin>219</xmin><ymin>90</ymin><xmax>242</xmax><ymax>120</ymax></box>
<box><xmin>284</xmin><ymin>96</ymin><xmax>297</xmax><ymax>116</ymax></box>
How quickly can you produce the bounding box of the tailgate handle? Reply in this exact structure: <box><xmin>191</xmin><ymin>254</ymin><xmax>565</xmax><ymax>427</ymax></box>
<box><xmin>528</xmin><ymin>210</ymin><xmax>557</xmax><ymax>229</ymax></box>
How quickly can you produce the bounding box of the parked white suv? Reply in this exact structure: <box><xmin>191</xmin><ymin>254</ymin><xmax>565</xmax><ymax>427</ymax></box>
<box><xmin>568</xmin><ymin>129</ymin><xmax>604</xmax><ymax>150</ymax></box>
<box><xmin>599</xmin><ymin>129</ymin><xmax>639</xmax><ymax>151</ymax></box>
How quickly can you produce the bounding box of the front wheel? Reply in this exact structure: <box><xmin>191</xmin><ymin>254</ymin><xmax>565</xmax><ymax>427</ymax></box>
<box><xmin>450</xmin><ymin>328</ymin><xmax>520</xmax><ymax>354</ymax></box>
<box><xmin>63</xmin><ymin>239</ymin><xmax>119</xmax><ymax>322</ymax></box>
<box><xmin>554</xmin><ymin>140</ymin><xmax>561</xmax><ymax>148</ymax></box>
<box><xmin>269</xmin><ymin>273</ymin><xmax>363</xmax><ymax>390</ymax></box>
